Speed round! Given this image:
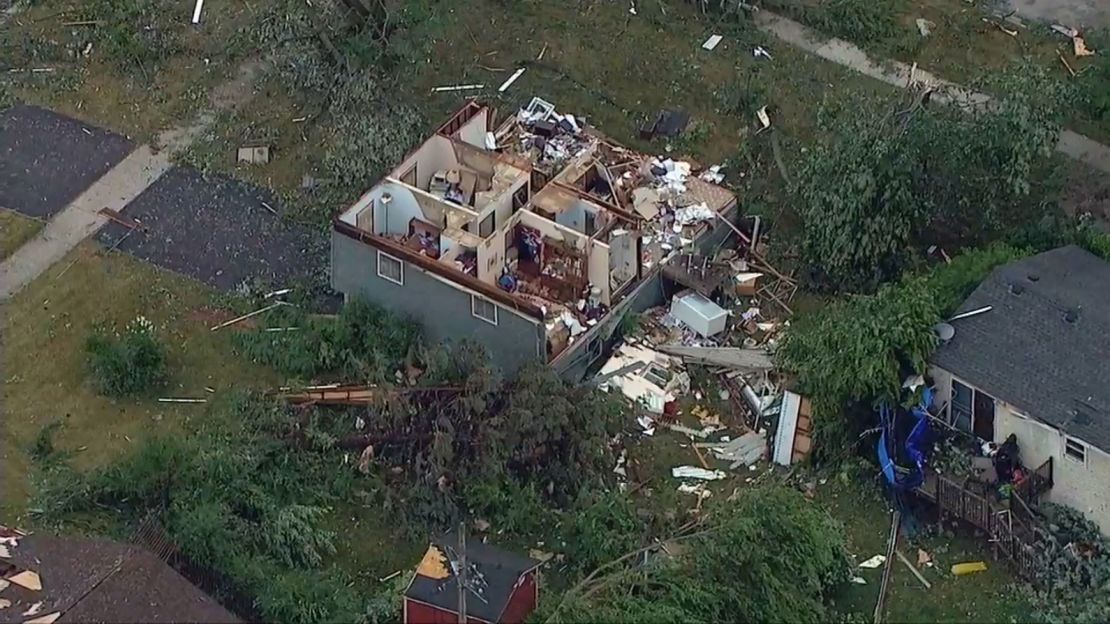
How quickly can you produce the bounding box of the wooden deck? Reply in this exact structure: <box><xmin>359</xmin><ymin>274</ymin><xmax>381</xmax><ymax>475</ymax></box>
<box><xmin>913</xmin><ymin>458</ymin><xmax>1053</xmax><ymax>578</ymax></box>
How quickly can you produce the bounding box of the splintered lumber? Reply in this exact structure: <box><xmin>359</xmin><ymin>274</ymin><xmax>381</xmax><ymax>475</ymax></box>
<box><xmin>896</xmin><ymin>550</ymin><xmax>932</xmax><ymax>589</ymax></box>
<box><xmin>209</xmin><ymin>302</ymin><xmax>287</xmax><ymax>331</ymax></box>
<box><xmin>873</xmin><ymin>511</ymin><xmax>901</xmax><ymax>623</ymax></box>
<box><xmin>278</xmin><ymin>385</ymin><xmax>460</xmax><ymax>406</ymax></box>
<box><xmin>655</xmin><ymin>345</ymin><xmax>774</xmax><ymax>371</ymax></box>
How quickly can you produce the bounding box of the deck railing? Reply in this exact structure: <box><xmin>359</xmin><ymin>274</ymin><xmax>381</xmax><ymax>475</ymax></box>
<box><xmin>917</xmin><ymin>457</ymin><xmax>1053</xmax><ymax>579</ymax></box>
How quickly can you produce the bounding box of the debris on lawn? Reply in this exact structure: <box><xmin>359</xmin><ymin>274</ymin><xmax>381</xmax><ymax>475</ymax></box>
<box><xmin>157</xmin><ymin>397</ymin><xmax>208</xmax><ymax>404</ymax></box>
<box><xmin>915</xmin><ymin>18</ymin><xmax>934</xmax><ymax>37</ymax></box>
<box><xmin>756</xmin><ymin>106</ymin><xmax>771</xmax><ymax>130</ymax></box>
<box><xmin>236</xmin><ymin>145</ymin><xmax>271</xmax><ymax>165</ymax></box>
<box><xmin>897</xmin><ymin>551</ymin><xmax>932</xmax><ymax>589</ymax></box>
<box><xmin>191</xmin><ymin>0</ymin><xmax>204</xmax><ymax>24</ymax></box>
<box><xmin>209</xmin><ymin>301</ymin><xmax>289</xmax><ymax>331</ymax></box>
<box><xmin>1073</xmin><ymin>36</ymin><xmax>1096</xmax><ymax>57</ymax></box>
<box><xmin>702</xmin><ymin>34</ymin><xmax>723</xmax><ymax>51</ymax></box>
<box><xmin>671</xmin><ymin>466</ymin><xmax>727</xmax><ymax>481</ymax></box>
<box><xmin>950</xmin><ymin>561</ymin><xmax>987</xmax><ymax>575</ymax></box>
<box><xmin>695</xmin><ymin>430</ymin><xmax>766</xmax><ymax>468</ymax></box>
<box><xmin>432</xmin><ymin>84</ymin><xmax>485</xmax><ymax>93</ymax></box>
<box><xmin>596</xmin><ymin>343</ymin><xmax>689</xmax><ymax>414</ymax></box>
<box><xmin>753</xmin><ymin>46</ymin><xmax>772</xmax><ymax>60</ymax></box>
<box><xmin>677</xmin><ymin>483</ymin><xmax>712</xmax><ymax>498</ymax></box>
<box><xmin>917</xmin><ymin>548</ymin><xmax>933</xmax><ymax>567</ymax></box>
<box><xmin>858</xmin><ymin>554</ymin><xmax>887</xmax><ymax>569</ymax></box>
<box><xmin>498</xmin><ymin>67</ymin><xmax>526</xmax><ymax>92</ymax></box>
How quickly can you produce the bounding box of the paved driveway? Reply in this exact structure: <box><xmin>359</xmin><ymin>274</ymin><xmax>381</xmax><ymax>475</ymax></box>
<box><xmin>0</xmin><ymin>106</ymin><xmax>133</xmax><ymax>219</ymax></box>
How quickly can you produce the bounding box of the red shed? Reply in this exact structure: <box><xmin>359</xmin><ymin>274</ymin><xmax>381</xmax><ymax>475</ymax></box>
<box><xmin>402</xmin><ymin>533</ymin><xmax>541</xmax><ymax>624</ymax></box>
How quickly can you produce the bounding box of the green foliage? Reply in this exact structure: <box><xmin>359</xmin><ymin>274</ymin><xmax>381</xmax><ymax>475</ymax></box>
<box><xmin>715</xmin><ymin>68</ymin><xmax>768</xmax><ymax>117</ymax></box>
<box><xmin>233</xmin><ymin>299</ymin><xmax>422</xmax><ymax>380</ymax></box>
<box><xmin>776</xmin><ymin>243</ymin><xmax>1028</xmax><ymax>459</ymax></box>
<box><xmin>81</xmin><ymin>0</ymin><xmax>179</xmax><ymax>72</ymax></box>
<box><xmin>545</xmin><ymin>486</ymin><xmax>849</xmax><ymax>623</ymax></box>
<box><xmin>35</xmin><ymin>393</ymin><xmax>366</xmax><ymax>624</ymax></box>
<box><xmin>84</xmin><ymin>316</ymin><xmax>168</xmax><ymax>396</ymax></box>
<box><xmin>1030</xmin><ymin>503</ymin><xmax>1110</xmax><ymax>623</ymax></box>
<box><xmin>1075</xmin><ymin>29</ymin><xmax>1110</xmax><ymax>128</ymax></box>
<box><xmin>763</xmin><ymin>0</ymin><xmax>903</xmax><ymax>44</ymax></box>
<box><xmin>793</xmin><ymin>66</ymin><xmax>1066</xmax><ymax>292</ymax></box>
<box><xmin>560</xmin><ymin>488</ymin><xmax>643</xmax><ymax>574</ymax></box>
<box><xmin>29</xmin><ymin>421</ymin><xmax>65</xmax><ymax>464</ymax></box>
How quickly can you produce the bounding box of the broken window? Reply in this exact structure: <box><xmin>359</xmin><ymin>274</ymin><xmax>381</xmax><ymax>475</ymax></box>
<box><xmin>472</xmin><ymin>295</ymin><xmax>498</xmax><ymax>325</ymax></box>
<box><xmin>1065</xmin><ymin>437</ymin><xmax>1086</xmax><ymax>463</ymax></box>
<box><xmin>377</xmin><ymin>251</ymin><xmax>404</xmax><ymax>285</ymax></box>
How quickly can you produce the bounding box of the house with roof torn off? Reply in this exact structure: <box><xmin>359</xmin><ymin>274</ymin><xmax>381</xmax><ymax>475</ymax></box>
<box><xmin>330</xmin><ymin>99</ymin><xmax>738</xmax><ymax>379</ymax></box>
<box><xmin>928</xmin><ymin>245</ymin><xmax>1110</xmax><ymax>534</ymax></box>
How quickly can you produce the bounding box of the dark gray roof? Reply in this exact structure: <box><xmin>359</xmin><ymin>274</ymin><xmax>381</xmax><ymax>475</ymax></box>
<box><xmin>0</xmin><ymin>530</ymin><xmax>239</xmax><ymax>623</ymax></box>
<box><xmin>404</xmin><ymin>532</ymin><xmax>539</xmax><ymax>623</ymax></box>
<box><xmin>931</xmin><ymin>245</ymin><xmax>1110</xmax><ymax>451</ymax></box>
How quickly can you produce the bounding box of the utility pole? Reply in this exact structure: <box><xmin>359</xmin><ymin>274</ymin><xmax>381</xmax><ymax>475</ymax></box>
<box><xmin>457</xmin><ymin>522</ymin><xmax>467</xmax><ymax>624</ymax></box>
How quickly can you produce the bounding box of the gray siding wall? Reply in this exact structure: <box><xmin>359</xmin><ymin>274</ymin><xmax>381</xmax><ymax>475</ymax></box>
<box><xmin>331</xmin><ymin>232</ymin><xmax>546</xmax><ymax>375</ymax></box>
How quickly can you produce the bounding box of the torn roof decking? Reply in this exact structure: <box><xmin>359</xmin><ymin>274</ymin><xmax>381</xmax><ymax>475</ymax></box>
<box><xmin>404</xmin><ymin>533</ymin><xmax>540</xmax><ymax>624</ymax></box>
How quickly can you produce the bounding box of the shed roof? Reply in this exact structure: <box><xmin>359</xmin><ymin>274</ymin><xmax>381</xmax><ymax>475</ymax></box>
<box><xmin>0</xmin><ymin>529</ymin><xmax>238</xmax><ymax>623</ymax></box>
<box><xmin>404</xmin><ymin>533</ymin><xmax>540</xmax><ymax>623</ymax></box>
<box><xmin>930</xmin><ymin>245</ymin><xmax>1110</xmax><ymax>451</ymax></box>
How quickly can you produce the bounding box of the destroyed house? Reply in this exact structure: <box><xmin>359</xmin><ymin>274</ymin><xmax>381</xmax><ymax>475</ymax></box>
<box><xmin>331</xmin><ymin>100</ymin><xmax>738</xmax><ymax>378</ymax></box>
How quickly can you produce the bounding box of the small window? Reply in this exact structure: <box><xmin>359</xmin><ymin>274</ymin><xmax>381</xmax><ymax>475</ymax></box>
<box><xmin>377</xmin><ymin>251</ymin><xmax>404</xmax><ymax>285</ymax></box>
<box><xmin>472</xmin><ymin>295</ymin><xmax>498</xmax><ymax>325</ymax></box>
<box><xmin>1065</xmin><ymin>437</ymin><xmax>1086</xmax><ymax>463</ymax></box>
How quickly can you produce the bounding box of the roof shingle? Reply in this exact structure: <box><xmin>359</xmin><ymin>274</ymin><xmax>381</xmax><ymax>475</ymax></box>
<box><xmin>930</xmin><ymin>245</ymin><xmax>1110</xmax><ymax>452</ymax></box>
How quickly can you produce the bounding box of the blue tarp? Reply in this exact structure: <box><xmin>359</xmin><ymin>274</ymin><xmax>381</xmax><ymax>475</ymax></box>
<box><xmin>878</xmin><ymin>387</ymin><xmax>933</xmax><ymax>489</ymax></box>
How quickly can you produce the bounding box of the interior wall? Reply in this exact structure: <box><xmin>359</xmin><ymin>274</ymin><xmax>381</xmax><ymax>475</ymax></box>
<box><xmin>608</xmin><ymin>228</ymin><xmax>638</xmax><ymax>290</ymax></box>
<box><xmin>455</xmin><ymin>110</ymin><xmax>489</xmax><ymax>148</ymax></box>
<box><xmin>370</xmin><ymin>182</ymin><xmax>423</xmax><ymax>236</ymax></box>
<box><xmin>478</xmin><ymin>226</ymin><xmax>507</xmax><ymax>284</ymax></box>
<box><xmin>390</xmin><ymin>134</ymin><xmax>457</xmax><ymax>189</ymax></box>
<box><xmin>588</xmin><ymin>240</ymin><xmax>612</xmax><ymax>305</ymax></box>
<box><xmin>516</xmin><ymin>210</ymin><xmax>589</xmax><ymax>251</ymax></box>
<box><xmin>555</xmin><ymin>199</ymin><xmax>591</xmax><ymax>233</ymax></box>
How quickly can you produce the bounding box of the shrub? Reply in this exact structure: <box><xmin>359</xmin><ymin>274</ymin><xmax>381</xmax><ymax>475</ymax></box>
<box><xmin>84</xmin><ymin>316</ymin><xmax>168</xmax><ymax>396</ymax></box>
<box><xmin>560</xmin><ymin>488</ymin><xmax>643</xmax><ymax>573</ymax></box>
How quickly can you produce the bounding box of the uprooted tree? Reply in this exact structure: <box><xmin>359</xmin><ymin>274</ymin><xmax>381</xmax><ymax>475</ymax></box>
<box><xmin>32</xmin><ymin>340</ymin><xmax>627</xmax><ymax>623</ymax></box>
<box><xmin>792</xmin><ymin>65</ymin><xmax>1068</xmax><ymax>293</ymax></box>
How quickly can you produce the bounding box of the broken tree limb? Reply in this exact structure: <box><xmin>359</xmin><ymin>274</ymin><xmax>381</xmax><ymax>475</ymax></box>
<box><xmin>655</xmin><ymin>345</ymin><xmax>774</xmax><ymax>371</ymax></box>
<box><xmin>209</xmin><ymin>302</ymin><xmax>288</xmax><ymax>332</ymax></box>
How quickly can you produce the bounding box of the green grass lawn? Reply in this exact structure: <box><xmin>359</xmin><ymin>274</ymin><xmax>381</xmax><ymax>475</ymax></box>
<box><xmin>818</xmin><ymin>473</ymin><xmax>1032</xmax><ymax>623</ymax></box>
<box><xmin>0</xmin><ymin>243</ymin><xmax>279</xmax><ymax>523</ymax></box>
<box><xmin>0</xmin><ymin>209</ymin><xmax>42</xmax><ymax>260</ymax></box>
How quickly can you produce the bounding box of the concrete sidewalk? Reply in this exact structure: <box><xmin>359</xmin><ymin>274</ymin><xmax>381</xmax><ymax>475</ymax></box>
<box><xmin>0</xmin><ymin>146</ymin><xmax>171</xmax><ymax>300</ymax></box>
<box><xmin>754</xmin><ymin>11</ymin><xmax>1110</xmax><ymax>176</ymax></box>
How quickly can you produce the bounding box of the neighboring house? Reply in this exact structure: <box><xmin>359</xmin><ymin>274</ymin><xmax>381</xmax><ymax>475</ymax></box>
<box><xmin>929</xmin><ymin>245</ymin><xmax>1110</xmax><ymax>534</ymax></box>
<box><xmin>331</xmin><ymin>100</ymin><xmax>738</xmax><ymax>379</ymax></box>
<box><xmin>402</xmin><ymin>533</ymin><xmax>541</xmax><ymax>624</ymax></box>
<box><xmin>0</xmin><ymin>526</ymin><xmax>239</xmax><ymax>623</ymax></box>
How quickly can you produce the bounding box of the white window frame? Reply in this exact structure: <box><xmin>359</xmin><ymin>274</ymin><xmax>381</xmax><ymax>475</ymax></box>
<box><xmin>1064</xmin><ymin>436</ymin><xmax>1087</xmax><ymax>464</ymax></box>
<box><xmin>471</xmin><ymin>295</ymin><xmax>498</xmax><ymax>325</ymax></box>
<box><xmin>377</xmin><ymin>251</ymin><xmax>404</xmax><ymax>285</ymax></box>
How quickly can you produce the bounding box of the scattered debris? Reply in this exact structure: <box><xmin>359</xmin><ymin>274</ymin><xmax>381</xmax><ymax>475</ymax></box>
<box><xmin>357</xmin><ymin>445</ymin><xmax>375</xmax><ymax>474</ymax></box>
<box><xmin>236</xmin><ymin>145</ymin><xmax>270</xmax><ymax>165</ymax></box>
<box><xmin>1051</xmin><ymin>24</ymin><xmax>1079</xmax><ymax>39</ymax></box>
<box><xmin>858</xmin><ymin>554</ymin><xmax>887</xmax><ymax>569</ymax></box>
<box><xmin>698</xmin><ymin>164</ymin><xmax>725</xmax><ymax>184</ymax></box>
<box><xmin>25</xmin><ymin>613</ymin><xmax>60</xmax><ymax>624</ymax></box>
<box><xmin>473</xmin><ymin>518</ymin><xmax>491</xmax><ymax>532</ymax></box>
<box><xmin>529</xmin><ymin>549</ymin><xmax>555</xmax><ymax>562</ymax></box>
<box><xmin>22</xmin><ymin>601</ymin><xmax>43</xmax><ymax>617</ymax></box>
<box><xmin>379</xmin><ymin>570</ymin><xmax>403</xmax><ymax>583</ymax></box>
<box><xmin>850</xmin><ymin>575</ymin><xmax>867</xmax><ymax>585</ymax></box>
<box><xmin>655</xmin><ymin>345</ymin><xmax>774</xmax><ymax>371</ymax></box>
<box><xmin>897</xmin><ymin>550</ymin><xmax>932</xmax><ymax>589</ymax></box>
<box><xmin>209</xmin><ymin>301</ymin><xmax>289</xmax><ymax>331</ymax></box>
<box><xmin>1074</xmin><ymin>36</ymin><xmax>1096</xmax><ymax>57</ymax></box>
<box><xmin>917</xmin><ymin>548</ymin><xmax>933</xmax><ymax>567</ymax></box>
<box><xmin>677</xmin><ymin>483</ymin><xmax>712</xmax><ymax>498</ymax></box>
<box><xmin>671</xmin><ymin>466</ymin><xmax>727</xmax><ymax>481</ymax></box>
<box><xmin>596</xmin><ymin>344</ymin><xmax>689</xmax><ymax>414</ymax></box>
<box><xmin>156</xmin><ymin>397</ymin><xmax>207</xmax><ymax>404</ymax></box>
<box><xmin>702</xmin><ymin>34</ymin><xmax>723</xmax><ymax>51</ymax></box>
<box><xmin>670</xmin><ymin>291</ymin><xmax>728</xmax><ymax>338</ymax></box>
<box><xmin>1058</xmin><ymin>49</ymin><xmax>1078</xmax><ymax>77</ymax></box>
<box><xmin>498</xmin><ymin>68</ymin><xmax>526</xmax><ymax>93</ymax></box>
<box><xmin>981</xmin><ymin>18</ymin><xmax>1017</xmax><ymax>36</ymax></box>
<box><xmin>432</xmin><ymin>84</ymin><xmax>485</xmax><ymax>93</ymax></box>
<box><xmin>753</xmin><ymin>46</ymin><xmax>772</xmax><ymax>60</ymax></box>
<box><xmin>950</xmin><ymin>561</ymin><xmax>987</xmax><ymax>576</ymax></box>
<box><xmin>695</xmin><ymin>430</ymin><xmax>766</xmax><ymax>468</ymax></box>
<box><xmin>191</xmin><ymin>0</ymin><xmax>204</xmax><ymax>25</ymax></box>
<box><xmin>915</xmin><ymin>18</ymin><xmax>934</xmax><ymax>37</ymax></box>
<box><xmin>756</xmin><ymin>106</ymin><xmax>771</xmax><ymax>130</ymax></box>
